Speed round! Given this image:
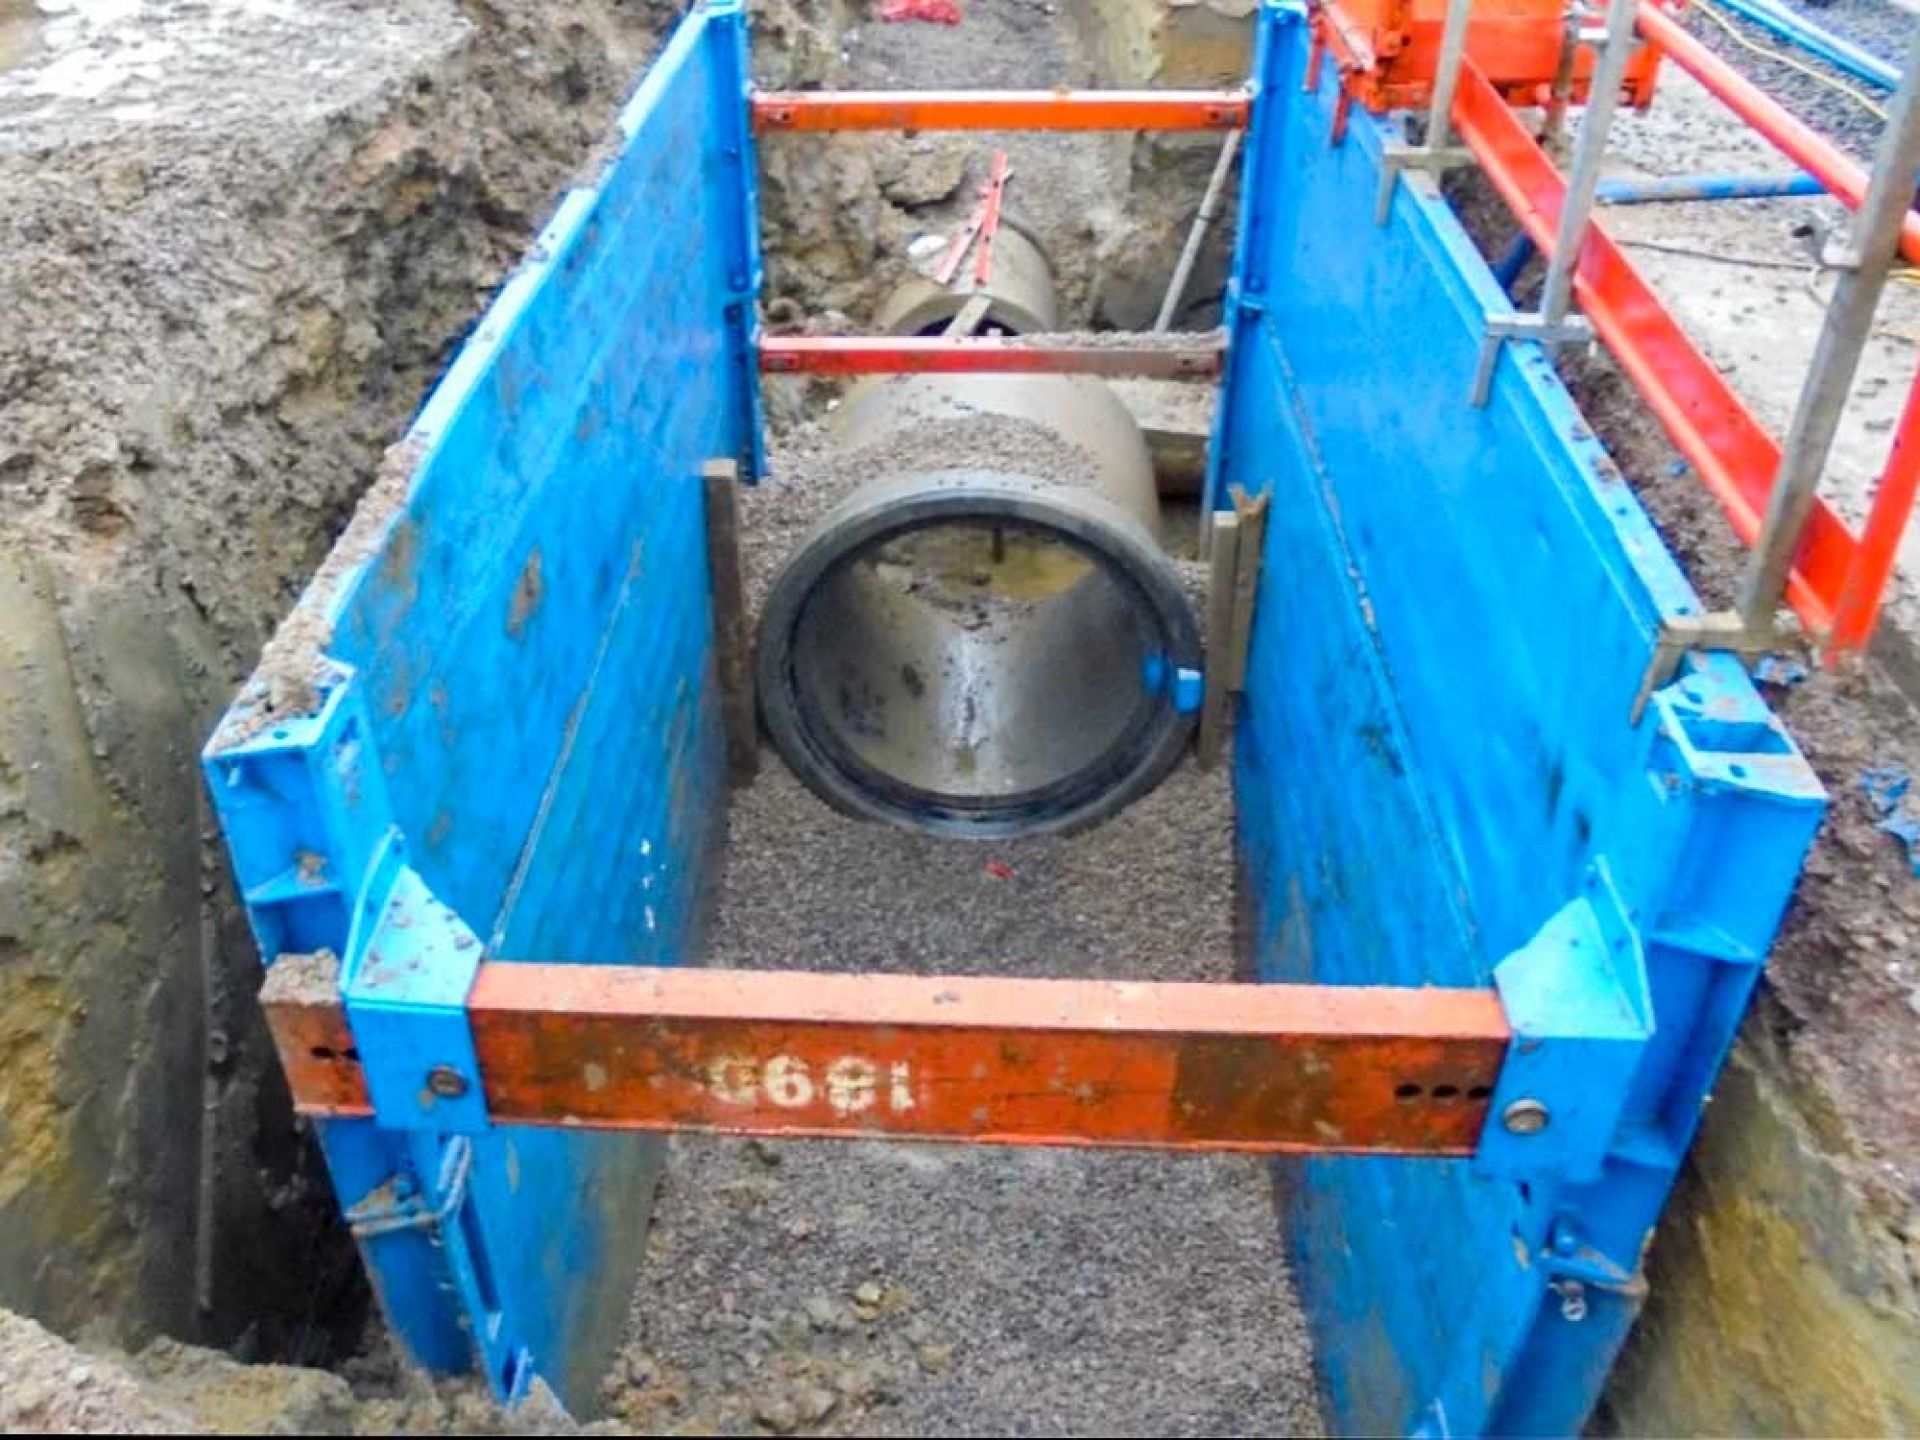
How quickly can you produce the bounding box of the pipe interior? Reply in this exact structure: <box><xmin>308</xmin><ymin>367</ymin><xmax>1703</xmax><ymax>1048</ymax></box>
<box><xmin>789</xmin><ymin>515</ymin><xmax>1162</xmax><ymax>809</ymax></box>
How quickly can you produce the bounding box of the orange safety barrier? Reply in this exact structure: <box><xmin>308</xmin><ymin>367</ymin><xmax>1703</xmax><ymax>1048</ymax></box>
<box><xmin>1637</xmin><ymin>2</ymin><xmax>1920</xmax><ymax>268</ymax></box>
<box><xmin>1451</xmin><ymin>58</ymin><xmax>1852</xmax><ymax>638</ymax></box>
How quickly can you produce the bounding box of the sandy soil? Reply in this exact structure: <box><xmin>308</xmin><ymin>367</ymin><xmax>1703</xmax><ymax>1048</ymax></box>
<box><xmin>0</xmin><ymin>0</ymin><xmax>672</xmax><ymax>1379</ymax></box>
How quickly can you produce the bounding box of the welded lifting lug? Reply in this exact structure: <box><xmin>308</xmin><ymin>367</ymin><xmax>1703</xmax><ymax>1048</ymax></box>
<box><xmin>1629</xmin><ymin>609</ymin><xmax>1806</xmax><ymax>724</ymax></box>
<box><xmin>345</xmin><ymin>1136</ymin><xmax>474</xmax><ymax>1241</ymax></box>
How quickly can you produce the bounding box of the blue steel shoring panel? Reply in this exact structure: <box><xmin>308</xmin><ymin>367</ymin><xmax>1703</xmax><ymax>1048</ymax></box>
<box><xmin>203</xmin><ymin>3</ymin><xmax>752</xmax><ymax>1409</ymax></box>
<box><xmin>1217</xmin><ymin>5</ymin><xmax>1825</xmax><ymax>1435</ymax></box>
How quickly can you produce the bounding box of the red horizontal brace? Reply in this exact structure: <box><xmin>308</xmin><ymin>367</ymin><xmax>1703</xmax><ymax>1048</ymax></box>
<box><xmin>1637</xmin><ymin>3</ymin><xmax>1920</xmax><ymax>268</ymax></box>
<box><xmin>264</xmin><ymin>963</ymin><xmax>1511</xmax><ymax>1154</ymax></box>
<box><xmin>1453</xmin><ymin>58</ymin><xmax>1851</xmax><ymax>638</ymax></box>
<box><xmin>759</xmin><ymin>334</ymin><xmax>1226</xmax><ymax>380</ymax></box>
<box><xmin>750</xmin><ymin>89</ymin><xmax>1251</xmax><ymax>133</ymax></box>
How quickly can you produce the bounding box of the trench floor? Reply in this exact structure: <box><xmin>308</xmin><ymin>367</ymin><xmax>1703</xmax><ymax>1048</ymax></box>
<box><xmin>611</xmin><ymin>763</ymin><xmax>1322</xmax><ymax>1437</ymax></box>
<box><xmin>618</xmin><ymin>0</ymin><xmax>1327</xmax><ymax>1427</ymax></box>
<box><xmin>602</xmin><ymin>379</ymin><xmax>1322</xmax><ymax>1438</ymax></box>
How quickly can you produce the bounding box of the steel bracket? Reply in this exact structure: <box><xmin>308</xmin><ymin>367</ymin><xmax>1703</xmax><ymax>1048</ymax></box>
<box><xmin>1373</xmin><ymin>142</ymin><xmax>1474</xmax><ymax>224</ymax></box>
<box><xmin>1476</xmin><ymin>860</ymin><xmax>1652</xmax><ymax>1184</ymax></box>
<box><xmin>1471</xmin><ymin>308</ymin><xmax>1592</xmax><ymax>406</ymax></box>
<box><xmin>344</xmin><ymin>864</ymin><xmax>493</xmax><ymax>1135</ymax></box>
<box><xmin>1629</xmin><ymin>608</ymin><xmax>1805</xmax><ymax>724</ymax></box>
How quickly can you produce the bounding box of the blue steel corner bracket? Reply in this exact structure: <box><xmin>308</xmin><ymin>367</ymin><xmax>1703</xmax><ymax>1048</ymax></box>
<box><xmin>348</xmin><ymin>865</ymin><xmax>491</xmax><ymax>1135</ymax></box>
<box><xmin>1479</xmin><ymin>860</ymin><xmax>1651</xmax><ymax>1186</ymax></box>
<box><xmin>204</xmin><ymin>665</ymin><xmax>399</xmax><ymax>974</ymax></box>
<box><xmin>205</xmin><ymin>667</ymin><xmax>510</xmax><ymax>1385</ymax></box>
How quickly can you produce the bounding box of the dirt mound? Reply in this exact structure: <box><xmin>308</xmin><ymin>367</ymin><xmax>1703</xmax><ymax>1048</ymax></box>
<box><xmin>0</xmin><ymin>0</ymin><xmax>671</xmax><ymax>1360</ymax></box>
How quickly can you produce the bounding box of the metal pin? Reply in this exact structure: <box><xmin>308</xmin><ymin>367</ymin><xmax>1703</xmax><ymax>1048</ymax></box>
<box><xmin>1502</xmin><ymin>1097</ymin><xmax>1550</xmax><ymax>1134</ymax></box>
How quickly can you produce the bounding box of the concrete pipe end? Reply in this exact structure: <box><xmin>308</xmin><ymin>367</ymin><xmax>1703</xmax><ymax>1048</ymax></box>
<box><xmin>756</xmin><ymin>470</ymin><xmax>1202</xmax><ymax>840</ymax></box>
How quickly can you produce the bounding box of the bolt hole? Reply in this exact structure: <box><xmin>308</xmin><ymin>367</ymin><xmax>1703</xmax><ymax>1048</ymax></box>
<box><xmin>345</xmin><ymin>1047</ymin><xmax>361</xmax><ymax>1062</ymax></box>
<box><xmin>1394</xmin><ymin>1082</ymin><xmax>1424</xmax><ymax>1100</ymax></box>
<box><xmin>1730</xmin><ymin>763</ymin><xmax>1748</xmax><ymax>779</ymax></box>
<box><xmin>1432</xmin><ymin>1084</ymin><xmax>1460</xmax><ymax>1100</ymax></box>
<box><xmin>1468</xmin><ymin>1084</ymin><xmax>1493</xmax><ymax>1100</ymax></box>
<box><xmin>309</xmin><ymin>1045</ymin><xmax>337</xmax><ymax>1061</ymax></box>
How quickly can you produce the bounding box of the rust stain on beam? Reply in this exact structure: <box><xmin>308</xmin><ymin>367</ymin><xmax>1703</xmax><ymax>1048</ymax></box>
<box><xmin>260</xmin><ymin>951</ymin><xmax>373</xmax><ymax>1118</ymax></box>
<box><xmin>467</xmin><ymin>965</ymin><xmax>1509</xmax><ymax>1153</ymax></box>
<box><xmin>759</xmin><ymin>335</ymin><xmax>1226</xmax><ymax>381</ymax></box>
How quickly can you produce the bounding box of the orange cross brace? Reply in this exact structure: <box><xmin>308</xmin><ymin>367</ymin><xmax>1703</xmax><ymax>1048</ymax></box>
<box><xmin>264</xmin><ymin>963</ymin><xmax>1510</xmax><ymax>1154</ymax></box>
<box><xmin>758</xmin><ymin>334</ymin><xmax>1226</xmax><ymax>379</ymax></box>
<box><xmin>750</xmin><ymin>89</ymin><xmax>1251</xmax><ymax>133</ymax></box>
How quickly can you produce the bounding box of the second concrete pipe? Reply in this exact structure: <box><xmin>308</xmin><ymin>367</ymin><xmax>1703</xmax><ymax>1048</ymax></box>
<box><xmin>756</xmin><ymin>227</ymin><xmax>1201</xmax><ymax>838</ymax></box>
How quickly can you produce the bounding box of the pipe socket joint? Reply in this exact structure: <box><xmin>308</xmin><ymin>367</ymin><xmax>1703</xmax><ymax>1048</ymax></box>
<box><xmin>756</xmin><ymin>466</ymin><xmax>1201</xmax><ymax>838</ymax></box>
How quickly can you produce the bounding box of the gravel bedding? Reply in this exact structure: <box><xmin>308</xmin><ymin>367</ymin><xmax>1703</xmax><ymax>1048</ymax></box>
<box><xmin>602</xmin><ymin>402</ymin><xmax>1322</xmax><ymax>1437</ymax></box>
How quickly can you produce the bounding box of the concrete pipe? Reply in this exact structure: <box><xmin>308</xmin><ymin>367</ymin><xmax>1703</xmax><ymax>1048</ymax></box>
<box><xmin>872</xmin><ymin>217</ymin><xmax>1057</xmax><ymax>336</ymax></box>
<box><xmin>756</xmin><ymin>240</ymin><xmax>1201</xmax><ymax>839</ymax></box>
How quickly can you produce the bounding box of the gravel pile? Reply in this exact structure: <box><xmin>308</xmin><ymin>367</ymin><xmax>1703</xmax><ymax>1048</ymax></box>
<box><xmin>1680</xmin><ymin>0</ymin><xmax>1918</xmax><ymax>162</ymax></box>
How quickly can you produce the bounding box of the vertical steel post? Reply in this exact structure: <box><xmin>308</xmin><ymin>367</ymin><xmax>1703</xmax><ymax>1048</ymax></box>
<box><xmin>1536</xmin><ymin>0</ymin><xmax>1637</xmax><ymax>329</ymax></box>
<box><xmin>1540</xmin><ymin>4</ymin><xmax>1581</xmax><ymax>144</ymax></box>
<box><xmin>1738</xmin><ymin>27</ymin><xmax>1920</xmax><ymax>631</ymax></box>
<box><xmin>1374</xmin><ymin>1</ymin><xmax>1476</xmax><ymax>224</ymax></box>
<box><xmin>708</xmin><ymin>0</ymin><xmax>768</xmax><ymax>481</ymax></box>
<box><xmin>1426</xmin><ymin>0</ymin><xmax>1475</xmax><ymax>151</ymax></box>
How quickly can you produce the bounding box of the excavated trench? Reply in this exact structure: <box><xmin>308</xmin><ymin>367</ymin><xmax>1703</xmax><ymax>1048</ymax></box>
<box><xmin>11</xmin><ymin>0</ymin><xmax>1917</xmax><ymax>1433</ymax></box>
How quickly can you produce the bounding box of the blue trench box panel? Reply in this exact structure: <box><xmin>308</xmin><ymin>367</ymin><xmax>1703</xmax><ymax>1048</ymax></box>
<box><xmin>1211</xmin><ymin>5</ymin><xmax>1826</xmax><ymax>1436</ymax></box>
<box><xmin>202</xmin><ymin>3</ymin><xmax>761</xmax><ymax>1409</ymax></box>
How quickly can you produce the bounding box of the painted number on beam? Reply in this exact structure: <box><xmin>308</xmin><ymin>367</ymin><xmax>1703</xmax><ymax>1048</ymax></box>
<box><xmin>708</xmin><ymin>1054</ymin><xmax>915</xmax><ymax>1115</ymax></box>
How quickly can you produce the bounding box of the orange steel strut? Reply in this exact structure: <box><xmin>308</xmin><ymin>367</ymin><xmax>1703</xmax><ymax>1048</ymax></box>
<box><xmin>263</xmin><ymin>964</ymin><xmax>1511</xmax><ymax>1154</ymax></box>
<box><xmin>758</xmin><ymin>334</ymin><xmax>1226</xmax><ymax>380</ymax></box>
<box><xmin>750</xmin><ymin>89</ymin><xmax>1250</xmax><ymax>132</ymax></box>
